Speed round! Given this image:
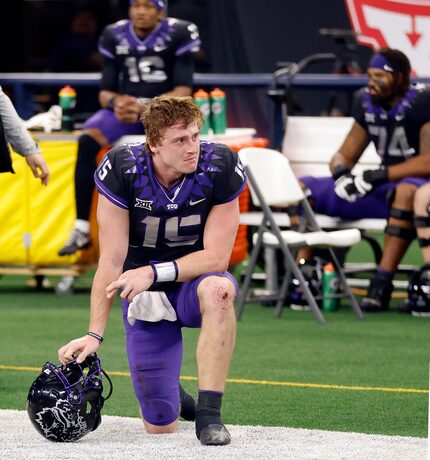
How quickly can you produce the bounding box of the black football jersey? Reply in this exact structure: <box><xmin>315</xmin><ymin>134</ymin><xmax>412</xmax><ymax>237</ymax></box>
<box><xmin>353</xmin><ymin>84</ymin><xmax>430</xmax><ymax>166</ymax></box>
<box><xmin>94</xmin><ymin>141</ymin><xmax>246</xmax><ymax>286</ymax></box>
<box><xmin>98</xmin><ymin>18</ymin><xmax>200</xmax><ymax>97</ymax></box>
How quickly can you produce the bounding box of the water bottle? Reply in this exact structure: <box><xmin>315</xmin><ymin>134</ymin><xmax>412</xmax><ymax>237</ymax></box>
<box><xmin>210</xmin><ymin>88</ymin><xmax>227</xmax><ymax>134</ymax></box>
<box><xmin>193</xmin><ymin>89</ymin><xmax>210</xmax><ymax>135</ymax></box>
<box><xmin>58</xmin><ymin>85</ymin><xmax>77</xmax><ymax>131</ymax></box>
<box><xmin>322</xmin><ymin>262</ymin><xmax>339</xmax><ymax>312</ymax></box>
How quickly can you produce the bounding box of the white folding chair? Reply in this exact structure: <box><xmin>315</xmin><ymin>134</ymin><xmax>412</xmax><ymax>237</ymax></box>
<box><xmin>237</xmin><ymin>147</ymin><xmax>364</xmax><ymax>324</ymax></box>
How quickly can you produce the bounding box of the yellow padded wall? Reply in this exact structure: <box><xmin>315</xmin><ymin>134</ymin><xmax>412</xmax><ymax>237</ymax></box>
<box><xmin>0</xmin><ymin>140</ymin><xmax>98</xmax><ymax>266</ymax></box>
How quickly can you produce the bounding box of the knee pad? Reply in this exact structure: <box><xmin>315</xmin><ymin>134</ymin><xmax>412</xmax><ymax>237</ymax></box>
<box><xmin>413</xmin><ymin>215</ymin><xmax>430</xmax><ymax>227</ymax></box>
<box><xmin>389</xmin><ymin>207</ymin><xmax>414</xmax><ymax>221</ymax></box>
<box><xmin>414</xmin><ymin>214</ymin><xmax>430</xmax><ymax>247</ymax></box>
<box><xmin>418</xmin><ymin>238</ymin><xmax>430</xmax><ymax>248</ymax></box>
<box><xmin>384</xmin><ymin>224</ymin><xmax>416</xmax><ymax>241</ymax></box>
<box><xmin>385</xmin><ymin>206</ymin><xmax>416</xmax><ymax>240</ymax></box>
<box><xmin>142</xmin><ymin>398</ymin><xmax>179</xmax><ymax>426</ymax></box>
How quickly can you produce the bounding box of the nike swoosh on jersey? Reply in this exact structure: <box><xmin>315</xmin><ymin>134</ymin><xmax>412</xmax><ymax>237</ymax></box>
<box><xmin>189</xmin><ymin>198</ymin><xmax>206</xmax><ymax>206</ymax></box>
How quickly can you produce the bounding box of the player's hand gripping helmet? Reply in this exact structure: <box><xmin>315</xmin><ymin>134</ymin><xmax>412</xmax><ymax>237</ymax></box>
<box><xmin>27</xmin><ymin>353</ymin><xmax>112</xmax><ymax>442</ymax></box>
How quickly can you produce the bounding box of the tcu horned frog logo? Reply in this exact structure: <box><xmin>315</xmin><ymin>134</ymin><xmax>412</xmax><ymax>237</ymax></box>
<box><xmin>35</xmin><ymin>400</ymin><xmax>87</xmax><ymax>441</ymax></box>
<box><xmin>345</xmin><ymin>0</ymin><xmax>430</xmax><ymax>75</ymax></box>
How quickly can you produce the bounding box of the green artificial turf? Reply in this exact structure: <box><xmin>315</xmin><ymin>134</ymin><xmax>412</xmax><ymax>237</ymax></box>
<box><xmin>0</xmin><ymin>262</ymin><xmax>428</xmax><ymax>437</ymax></box>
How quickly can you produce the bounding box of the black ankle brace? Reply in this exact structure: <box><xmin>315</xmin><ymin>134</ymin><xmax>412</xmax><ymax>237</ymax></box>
<box><xmin>195</xmin><ymin>391</ymin><xmax>223</xmax><ymax>439</ymax></box>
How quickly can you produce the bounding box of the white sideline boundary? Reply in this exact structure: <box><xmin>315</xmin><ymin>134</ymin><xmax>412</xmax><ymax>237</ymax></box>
<box><xmin>1</xmin><ymin>409</ymin><xmax>426</xmax><ymax>460</ymax></box>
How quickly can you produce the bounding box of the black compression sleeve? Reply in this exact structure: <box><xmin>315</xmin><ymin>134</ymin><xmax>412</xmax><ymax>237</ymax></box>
<box><xmin>172</xmin><ymin>53</ymin><xmax>194</xmax><ymax>88</ymax></box>
<box><xmin>100</xmin><ymin>57</ymin><xmax>120</xmax><ymax>93</ymax></box>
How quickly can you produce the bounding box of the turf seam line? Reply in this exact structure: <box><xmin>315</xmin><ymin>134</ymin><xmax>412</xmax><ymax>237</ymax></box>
<box><xmin>0</xmin><ymin>364</ymin><xmax>427</xmax><ymax>394</ymax></box>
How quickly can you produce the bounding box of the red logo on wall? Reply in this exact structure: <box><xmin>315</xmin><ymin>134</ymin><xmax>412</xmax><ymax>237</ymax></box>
<box><xmin>345</xmin><ymin>0</ymin><xmax>430</xmax><ymax>75</ymax></box>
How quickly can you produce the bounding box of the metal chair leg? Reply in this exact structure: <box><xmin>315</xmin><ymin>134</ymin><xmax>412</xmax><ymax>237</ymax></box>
<box><xmin>236</xmin><ymin>230</ymin><xmax>264</xmax><ymax>320</ymax></box>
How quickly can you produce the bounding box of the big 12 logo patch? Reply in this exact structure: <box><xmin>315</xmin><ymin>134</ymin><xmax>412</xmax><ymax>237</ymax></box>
<box><xmin>345</xmin><ymin>0</ymin><xmax>430</xmax><ymax>75</ymax></box>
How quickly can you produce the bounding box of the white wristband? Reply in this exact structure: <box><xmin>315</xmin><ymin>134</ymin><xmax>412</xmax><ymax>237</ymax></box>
<box><xmin>150</xmin><ymin>261</ymin><xmax>178</xmax><ymax>282</ymax></box>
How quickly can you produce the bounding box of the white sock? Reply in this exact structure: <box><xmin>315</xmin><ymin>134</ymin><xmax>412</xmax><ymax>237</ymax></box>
<box><xmin>75</xmin><ymin>220</ymin><xmax>90</xmax><ymax>234</ymax></box>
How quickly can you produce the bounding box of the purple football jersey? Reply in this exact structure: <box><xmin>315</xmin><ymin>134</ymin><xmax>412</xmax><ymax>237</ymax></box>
<box><xmin>94</xmin><ymin>140</ymin><xmax>246</xmax><ymax>286</ymax></box>
<box><xmin>98</xmin><ymin>18</ymin><xmax>201</xmax><ymax>98</ymax></box>
<box><xmin>353</xmin><ymin>84</ymin><xmax>430</xmax><ymax>166</ymax></box>
<box><xmin>302</xmin><ymin>83</ymin><xmax>430</xmax><ymax>217</ymax></box>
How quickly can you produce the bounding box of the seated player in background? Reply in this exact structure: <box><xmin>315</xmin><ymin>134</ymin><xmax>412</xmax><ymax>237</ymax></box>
<box><xmin>58</xmin><ymin>0</ymin><xmax>200</xmax><ymax>256</ymax></box>
<box><xmin>298</xmin><ymin>48</ymin><xmax>430</xmax><ymax>312</ymax></box>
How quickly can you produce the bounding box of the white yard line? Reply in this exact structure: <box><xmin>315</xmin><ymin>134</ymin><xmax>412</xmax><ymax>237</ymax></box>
<box><xmin>1</xmin><ymin>409</ymin><xmax>426</xmax><ymax>460</ymax></box>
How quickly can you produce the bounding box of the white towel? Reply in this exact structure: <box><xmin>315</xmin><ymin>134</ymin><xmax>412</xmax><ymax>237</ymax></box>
<box><xmin>127</xmin><ymin>291</ymin><xmax>177</xmax><ymax>325</ymax></box>
<box><xmin>24</xmin><ymin>105</ymin><xmax>62</xmax><ymax>133</ymax></box>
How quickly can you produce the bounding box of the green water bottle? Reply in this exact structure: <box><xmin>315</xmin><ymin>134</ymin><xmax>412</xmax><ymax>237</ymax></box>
<box><xmin>58</xmin><ymin>85</ymin><xmax>77</xmax><ymax>132</ymax></box>
<box><xmin>322</xmin><ymin>262</ymin><xmax>339</xmax><ymax>312</ymax></box>
<box><xmin>193</xmin><ymin>89</ymin><xmax>210</xmax><ymax>135</ymax></box>
<box><xmin>210</xmin><ymin>88</ymin><xmax>227</xmax><ymax>134</ymax></box>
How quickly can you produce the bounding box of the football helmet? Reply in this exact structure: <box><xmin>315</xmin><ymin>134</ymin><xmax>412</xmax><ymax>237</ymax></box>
<box><xmin>27</xmin><ymin>353</ymin><xmax>112</xmax><ymax>442</ymax></box>
<box><xmin>288</xmin><ymin>257</ymin><xmax>325</xmax><ymax>309</ymax></box>
<box><xmin>404</xmin><ymin>265</ymin><xmax>430</xmax><ymax>316</ymax></box>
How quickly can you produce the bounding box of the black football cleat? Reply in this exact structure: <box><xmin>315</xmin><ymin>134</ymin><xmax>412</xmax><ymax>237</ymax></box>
<box><xmin>58</xmin><ymin>229</ymin><xmax>91</xmax><ymax>256</ymax></box>
<box><xmin>199</xmin><ymin>424</ymin><xmax>231</xmax><ymax>446</ymax></box>
<box><xmin>179</xmin><ymin>384</ymin><xmax>197</xmax><ymax>421</ymax></box>
<box><xmin>360</xmin><ymin>273</ymin><xmax>393</xmax><ymax>312</ymax></box>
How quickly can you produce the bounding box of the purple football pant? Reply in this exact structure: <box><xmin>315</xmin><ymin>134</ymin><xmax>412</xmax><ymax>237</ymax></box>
<box><xmin>83</xmin><ymin>109</ymin><xmax>144</xmax><ymax>144</ymax></box>
<box><xmin>301</xmin><ymin>176</ymin><xmax>428</xmax><ymax>220</ymax></box>
<box><xmin>122</xmin><ymin>272</ymin><xmax>238</xmax><ymax>426</ymax></box>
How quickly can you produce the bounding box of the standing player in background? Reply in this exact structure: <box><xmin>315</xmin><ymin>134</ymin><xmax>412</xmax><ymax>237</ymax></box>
<box><xmin>58</xmin><ymin>96</ymin><xmax>246</xmax><ymax>445</ymax></box>
<box><xmin>0</xmin><ymin>86</ymin><xmax>49</xmax><ymax>185</ymax></box>
<box><xmin>58</xmin><ymin>0</ymin><xmax>200</xmax><ymax>256</ymax></box>
<box><xmin>299</xmin><ymin>48</ymin><xmax>430</xmax><ymax>312</ymax></box>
